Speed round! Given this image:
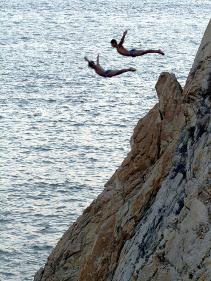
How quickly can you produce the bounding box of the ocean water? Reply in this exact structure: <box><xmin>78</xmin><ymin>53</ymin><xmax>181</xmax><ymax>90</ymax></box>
<box><xmin>0</xmin><ymin>0</ymin><xmax>210</xmax><ymax>280</ymax></box>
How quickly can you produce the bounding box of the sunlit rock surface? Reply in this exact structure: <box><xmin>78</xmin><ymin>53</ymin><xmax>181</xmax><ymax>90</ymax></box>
<box><xmin>35</xmin><ymin>20</ymin><xmax>211</xmax><ymax>281</ymax></box>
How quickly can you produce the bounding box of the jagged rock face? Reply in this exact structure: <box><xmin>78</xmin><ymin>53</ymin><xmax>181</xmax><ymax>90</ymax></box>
<box><xmin>35</xmin><ymin>20</ymin><xmax>211</xmax><ymax>281</ymax></box>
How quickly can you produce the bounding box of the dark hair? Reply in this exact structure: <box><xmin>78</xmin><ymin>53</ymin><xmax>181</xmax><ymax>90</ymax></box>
<box><xmin>111</xmin><ymin>39</ymin><xmax>117</xmax><ymax>46</ymax></box>
<box><xmin>88</xmin><ymin>61</ymin><xmax>95</xmax><ymax>69</ymax></box>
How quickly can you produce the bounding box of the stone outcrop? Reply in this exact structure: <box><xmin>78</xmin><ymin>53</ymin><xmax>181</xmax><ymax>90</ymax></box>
<box><xmin>35</xmin><ymin>20</ymin><xmax>211</xmax><ymax>281</ymax></box>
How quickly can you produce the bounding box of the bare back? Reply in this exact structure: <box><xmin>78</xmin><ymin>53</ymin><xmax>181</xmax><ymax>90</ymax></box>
<box><xmin>94</xmin><ymin>65</ymin><xmax>106</xmax><ymax>77</ymax></box>
<box><xmin>116</xmin><ymin>44</ymin><xmax>131</xmax><ymax>56</ymax></box>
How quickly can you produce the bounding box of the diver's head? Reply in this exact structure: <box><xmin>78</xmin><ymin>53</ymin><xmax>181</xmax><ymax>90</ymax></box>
<box><xmin>88</xmin><ymin>61</ymin><xmax>95</xmax><ymax>69</ymax></box>
<box><xmin>111</xmin><ymin>39</ymin><xmax>118</xmax><ymax>48</ymax></box>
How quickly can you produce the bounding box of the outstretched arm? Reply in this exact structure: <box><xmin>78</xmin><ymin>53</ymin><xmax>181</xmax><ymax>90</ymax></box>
<box><xmin>84</xmin><ymin>56</ymin><xmax>90</xmax><ymax>63</ymax></box>
<box><xmin>119</xmin><ymin>30</ymin><xmax>127</xmax><ymax>46</ymax></box>
<box><xmin>96</xmin><ymin>54</ymin><xmax>100</xmax><ymax>65</ymax></box>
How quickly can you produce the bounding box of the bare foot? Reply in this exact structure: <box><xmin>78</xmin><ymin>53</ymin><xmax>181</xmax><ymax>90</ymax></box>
<box><xmin>158</xmin><ymin>50</ymin><xmax>165</xmax><ymax>55</ymax></box>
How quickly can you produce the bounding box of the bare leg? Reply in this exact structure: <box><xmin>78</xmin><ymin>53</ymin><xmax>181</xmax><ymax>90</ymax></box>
<box><xmin>106</xmin><ymin>68</ymin><xmax>136</xmax><ymax>77</ymax></box>
<box><xmin>135</xmin><ymin>49</ymin><xmax>165</xmax><ymax>56</ymax></box>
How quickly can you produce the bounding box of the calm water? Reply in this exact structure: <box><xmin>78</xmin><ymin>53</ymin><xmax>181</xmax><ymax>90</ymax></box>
<box><xmin>0</xmin><ymin>0</ymin><xmax>210</xmax><ymax>280</ymax></box>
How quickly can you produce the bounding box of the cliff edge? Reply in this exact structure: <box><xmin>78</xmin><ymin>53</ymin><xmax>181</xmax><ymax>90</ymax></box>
<box><xmin>35</xmin><ymin>20</ymin><xmax>211</xmax><ymax>281</ymax></box>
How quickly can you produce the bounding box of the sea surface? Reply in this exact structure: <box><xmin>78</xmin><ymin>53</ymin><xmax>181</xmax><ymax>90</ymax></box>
<box><xmin>0</xmin><ymin>0</ymin><xmax>210</xmax><ymax>280</ymax></box>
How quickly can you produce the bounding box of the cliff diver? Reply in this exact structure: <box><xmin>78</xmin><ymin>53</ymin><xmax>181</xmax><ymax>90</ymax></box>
<box><xmin>111</xmin><ymin>30</ymin><xmax>165</xmax><ymax>57</ymax></box>
<box><xmin>84</xmin><ymin>55</ymin><xmax>136</xmax><ymax>78</ymax></box>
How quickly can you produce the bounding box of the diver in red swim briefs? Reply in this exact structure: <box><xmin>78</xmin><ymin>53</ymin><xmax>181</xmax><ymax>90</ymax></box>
<box><xmin>111</xmin><ymin>30</ymin><xmax>165</xmax><ymax>57</ymax></box>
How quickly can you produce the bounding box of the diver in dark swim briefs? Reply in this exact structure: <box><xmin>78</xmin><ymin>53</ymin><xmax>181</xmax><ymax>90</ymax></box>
<box><xmin>111</xmin><ymin>30</ymin><xmax>165</xmax><ymax>57</ymax></box>
<box><xmin>84</xmin><ymin>55</ymin><xmax>136</xmax><ymax>78</ymax></box>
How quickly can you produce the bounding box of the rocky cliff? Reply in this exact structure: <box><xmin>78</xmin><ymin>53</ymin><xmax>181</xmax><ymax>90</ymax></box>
<box><xmin>35</xmin><ymin>20</ymin><xmax>211</xmax><ymax>281</ymax></box>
